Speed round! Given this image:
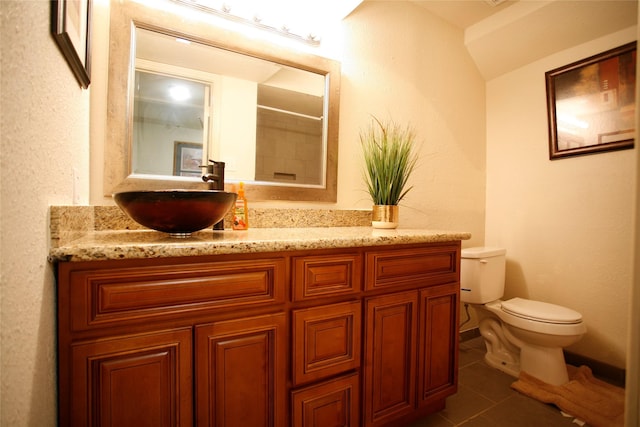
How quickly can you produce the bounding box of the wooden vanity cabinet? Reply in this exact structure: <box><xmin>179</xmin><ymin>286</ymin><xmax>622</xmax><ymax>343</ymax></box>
<box><xmin>56</xmin><ymin>242</ymin><xmax>460</xmax><ymax>427</ymax></box>
<box><xmin>57</xmin><ymin>255</ymin><xmax>287</xmax><ymax>427</ymax></box>
<box><xmin>363</xmin><ymin>246</ymin><xmax>460</xmax><ymax>427</ymax></box>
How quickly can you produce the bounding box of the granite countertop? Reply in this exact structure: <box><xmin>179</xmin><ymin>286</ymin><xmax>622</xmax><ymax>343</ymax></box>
<box><xmin>49</xmin><ymin>227</ymin><xmax>472</xmax><ymax>262</ymax></box>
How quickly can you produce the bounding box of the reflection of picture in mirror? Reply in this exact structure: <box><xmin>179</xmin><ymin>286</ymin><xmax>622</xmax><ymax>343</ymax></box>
<box><xmin>174</xmin><ymin>142</ymin><xmax>203</xmax><ymax>177</ymax></box>
<box><xmin>132</xmin><ymin>70</ymin><xmax>207</xmax><ymax>176</ymax></box>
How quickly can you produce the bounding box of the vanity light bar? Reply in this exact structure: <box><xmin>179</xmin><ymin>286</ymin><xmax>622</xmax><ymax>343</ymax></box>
<box><xmin>170</xmin><ymin>0</ymin><xmax>321</xmax><ymax>46</ymax></box>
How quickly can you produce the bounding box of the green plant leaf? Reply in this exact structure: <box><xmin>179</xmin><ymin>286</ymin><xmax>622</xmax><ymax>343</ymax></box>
<box><xmin>360</xmin><ymin>116</ymin><xmax>419</xmax><ymax>205</ymax></box>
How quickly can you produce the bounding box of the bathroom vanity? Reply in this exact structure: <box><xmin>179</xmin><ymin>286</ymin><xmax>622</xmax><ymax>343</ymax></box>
<box><xmin>51</xmin><ymin>227</ymin><xmax>470</xmax><ymax>427</ymax></box>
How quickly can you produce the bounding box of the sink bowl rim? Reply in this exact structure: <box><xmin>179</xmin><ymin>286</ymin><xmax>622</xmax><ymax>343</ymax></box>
<box><xmin>113</xmin><ymin>189</ymin><xmax>236</xmax><ymax>196</ymax></box>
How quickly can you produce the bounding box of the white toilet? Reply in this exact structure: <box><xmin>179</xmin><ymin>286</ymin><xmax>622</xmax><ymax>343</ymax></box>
<box><xmin>460</xmin><ymin>247</ymin><xmax>586</xmax><ymax>386</ymax></box>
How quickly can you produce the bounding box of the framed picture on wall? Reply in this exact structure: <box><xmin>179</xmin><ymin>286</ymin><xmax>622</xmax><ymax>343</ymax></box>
<box><xmin>174</xmin><ymin>142</ymin><xmax>203</xmax><ymax>177</ymax></box>
<box><xmin>52</xmin><ymin>0</ymin><xmax>92</xmax><ymax>89</ymax></box>
<box><xmin>545</xmin><ymin>42</ymin><xmax>636</xmax><ymax>160</ymax></box>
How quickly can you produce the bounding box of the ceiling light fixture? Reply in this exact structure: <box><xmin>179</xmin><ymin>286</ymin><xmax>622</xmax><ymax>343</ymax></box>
<box><xmin>170</xmin><ymin>0</ymin><xmax>321</xmax><ymax>46</ymax></box>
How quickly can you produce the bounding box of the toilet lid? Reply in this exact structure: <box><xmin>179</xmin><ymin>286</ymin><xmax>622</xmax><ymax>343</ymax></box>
<box><xmin>501</xmin><ymin>298</ymin><xmax>582</xmax><ymax>324</ymax></box>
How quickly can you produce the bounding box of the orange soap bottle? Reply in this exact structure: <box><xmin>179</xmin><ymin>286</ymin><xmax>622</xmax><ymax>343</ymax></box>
<box><xmin>232</xmin><ymin>182</ymin><xmax>249</xmax><ymax>230</ymax></box>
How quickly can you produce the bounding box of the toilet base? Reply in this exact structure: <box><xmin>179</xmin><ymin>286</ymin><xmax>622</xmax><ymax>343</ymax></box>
<box><xmin>484</xmin><ymin>353</ymin><xmax>520</xmax><ymax>378</ymax></box>
<box><xmin>474</xmin><ymin>304</ymin><xmax>575</xmax><ymax>386</ymax></box>
<box><xmin>482</xmin><ymin>330</ymin><xmax>570</xmax><ymax>385</ymax></box>
<box><xmin>477</xmin><ymin>314</ymin><xmax>522</xmax><ymax>378</ymax></box>
<box><xmin>518</xmin><ymin>342</ymin><xmax>569</xmax><ymax>385</ymax></box>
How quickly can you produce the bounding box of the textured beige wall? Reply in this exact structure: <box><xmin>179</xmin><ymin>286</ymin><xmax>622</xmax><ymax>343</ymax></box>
<box><xmin>1</xmin><ymin>1</ymin><xmax>90</xmax><ymax>425</ymax></box>
<box><xmin>486</xmin><ymin>27</ymin><xmax>637</xmax><ymax>369</ymax></box>
<box><xmin>335</xmin><ymin>2</ymin><xmax>487</xmax><ymax>241</ymax></box>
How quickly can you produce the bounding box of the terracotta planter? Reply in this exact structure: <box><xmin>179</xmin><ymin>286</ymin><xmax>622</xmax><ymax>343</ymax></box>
<box><xmin>371</xmin><ymin>205</ymin><xmax>399</xmax><ymax>229</ymax></box>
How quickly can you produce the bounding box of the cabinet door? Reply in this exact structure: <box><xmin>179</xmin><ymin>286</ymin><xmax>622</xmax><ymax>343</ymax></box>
<box><xmin>418</xmin><ymin>283</ymin><xmax>459</xmax><ymax>408</ymax></box>
<box><xmin>291</xmin><ymin>373</ymin><xmax>360</xmax><ymax>427</ymax></box>
<box><xmin>196</xmin><ymin>313</ymin><xmax>286</xmax><ymax>427</ymax></box>
<box><xmin>292</xmin><ymin>301</ymin><xmax>361</xmax><ymax>386</ymax></box>
<box><xmin>363</xmin><ymin>291</ymin><xmax>418</xmax><ymax>427</ymax></box>
<box><xmin>68</xmin><ymin>328</ymin><xmax>192</xmax><ymax>427</ymax></box>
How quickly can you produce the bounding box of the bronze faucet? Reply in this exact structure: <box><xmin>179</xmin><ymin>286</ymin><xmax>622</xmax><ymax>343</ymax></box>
<box><xmin>202</xmin><ymin>160</ymin><xmax>226</xmax><ymax>230</ymax></box>
<box><xmin>202</xmin><ymin>159</ymin><xmax>225</xmax><ymax>190</ymax></box>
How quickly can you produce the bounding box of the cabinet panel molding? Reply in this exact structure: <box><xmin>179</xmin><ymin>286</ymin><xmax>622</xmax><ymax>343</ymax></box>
<box><xmin>364</xmin><ymin>291</ymin><xmax>418</xmax><ymax>427</ymax></box>
<box><xmin>291</xmin><ymin>373</ymin><xmax>360</xmax><ymax>427</ymax></box>
<box><xmin>293</xmin><ymin>301</ymin><xmax>361</xmax><ymax>385</ymax></box>
<box><xmin>293</xmin><ymin>253</ymin><xmax>362</xmax><ymax>301</ymax></box>
<box><xmin>366</xmin><ymin>245</ymin><xmax>459</xmax><ymax>291</ymax></box>
<box><xmin>68</xmin><ymin>328</ymin><xmax>192</xmax><ymax>427</ymax></box>
<box><xmin>67</xmin><ymin>258</ymin><xmax>285</xmax><ymax>331</ymax></box>
<box><xmin>418</xmin><ymin>283</ymin><xmax>460</xmax><ymax>405</ymax></box>
<box><xmin>196</xmin><ymin>313</ymin><xmax>286</xmax><ymax>427</ymax></box>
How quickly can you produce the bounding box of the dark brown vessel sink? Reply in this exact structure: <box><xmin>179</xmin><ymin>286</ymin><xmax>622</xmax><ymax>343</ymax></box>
<box><xmin>114</xmin><ymin>190</ymin><xmax>237</xmax><ymax>237</ymax></box>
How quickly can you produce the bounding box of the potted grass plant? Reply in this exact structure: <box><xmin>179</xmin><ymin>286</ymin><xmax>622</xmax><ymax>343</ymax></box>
<box><xmin>360</xmin><ymin>116</ymin><xmax>419</xmax><ymax>229</ymax></box>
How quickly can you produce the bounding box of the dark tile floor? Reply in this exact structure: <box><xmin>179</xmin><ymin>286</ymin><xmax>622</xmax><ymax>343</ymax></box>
<box><xmin>408</xmin><ymin>337</ymin><xmax>580</xmax><ymax>427</ymax></box>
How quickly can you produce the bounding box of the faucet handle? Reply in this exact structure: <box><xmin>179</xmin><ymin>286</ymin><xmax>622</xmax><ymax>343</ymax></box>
<box><xmin>199</xmin><ymin>159</ymin><xmax>225</xmax><ymax>172</ymax></box>
<box><xmin>199</xmin><ymin>159</ymin><xmax>225</xmax><ymax>175</ymax></box>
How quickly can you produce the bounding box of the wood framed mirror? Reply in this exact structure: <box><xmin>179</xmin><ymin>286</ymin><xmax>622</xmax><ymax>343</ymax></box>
<box><xmin>105</xmin><ymin>0</ymin><xmax>340</xmax><ymax>202</ymax></box>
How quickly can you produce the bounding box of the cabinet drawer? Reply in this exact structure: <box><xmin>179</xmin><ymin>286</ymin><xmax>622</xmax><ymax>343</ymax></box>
<box><xmin>365</xmin><ymin>245</ymin><xmax>459</xmax><ymax>291</ymax></box>
<box><xmin>292</xmin><ymin>301</ymin><xmax>361</xmax><ymax>386</ymax></box>
<box><xmin>292</xmin><ymin>253</ymin><xmax>362</xmax><ymax>301</ymax></box>
<box><xmin>66</xmin><ymin>258</ymin><xmax>285</xmax><ymax>331</ymax></box>
<box><xmin>291</xmin><ymin>373</ymin><xmax>360</xmax><ymax>427</ymax></box>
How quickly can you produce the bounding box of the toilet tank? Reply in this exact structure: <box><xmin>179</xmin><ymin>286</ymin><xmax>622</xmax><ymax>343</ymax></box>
<box><xmin>460</xmin><ymin>247</ymin><xmax>506</xmax><ymax>304</ymax></box>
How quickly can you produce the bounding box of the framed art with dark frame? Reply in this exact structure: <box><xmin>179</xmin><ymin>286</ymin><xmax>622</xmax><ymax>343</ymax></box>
<box><xmin>546</xmin><ymin>42</ymin><xmax>636</xmax><ymax>160</ymax></box>
<box><xmin>52</xmin><ymin>0</ymin><xmax>92</xmax><ymax>89</ymax></box>
<box><xmin>174</xmin><ymin>142</ymin><xmax>204</xmax><ymax>177</ymax></box>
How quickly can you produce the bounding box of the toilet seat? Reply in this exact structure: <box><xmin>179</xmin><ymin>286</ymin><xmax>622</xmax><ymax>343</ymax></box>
<box><xmin>501</xmin><ymin>298</ymin><xmax>582</xmax><ymax>324</ymax></box>
<box><xmin>484</xmin><ymin>300</ymin><xmax>586</xmax><ymax>336</ymax></box>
